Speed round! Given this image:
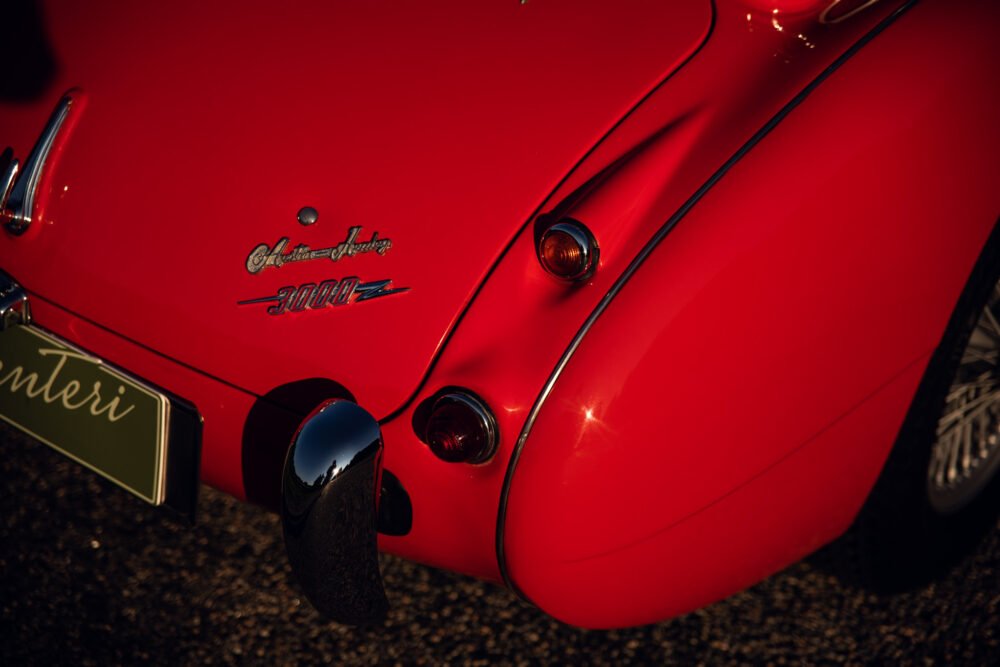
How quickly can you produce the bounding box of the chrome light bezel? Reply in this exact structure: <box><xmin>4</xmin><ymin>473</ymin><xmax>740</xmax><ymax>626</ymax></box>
<box><xmin>537</xmin><ymin>219</ymin><xmax>600</xmax><ymax>282</ymax></box>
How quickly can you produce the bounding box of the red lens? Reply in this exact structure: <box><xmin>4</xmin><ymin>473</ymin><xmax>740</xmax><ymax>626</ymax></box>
<box><xmin>541</xmin><ymin>231</ymin><xmax>585</xmax><ymax>277</ymax></box>
<box><xmin>538</xmin><ymin>220</ymin><xmax>597</xmax><ymax>281</ymax></box>
<box><xmin>423</xmin><ymin>393</ymin><xmax>497</xmax><ymax>464</ymax></box>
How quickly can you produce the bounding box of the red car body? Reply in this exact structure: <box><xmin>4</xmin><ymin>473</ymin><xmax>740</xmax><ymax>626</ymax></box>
<box><xmin>1</xmin><ymin>0</ymin><xmax>997</xmax><ymax>628</ymax></box>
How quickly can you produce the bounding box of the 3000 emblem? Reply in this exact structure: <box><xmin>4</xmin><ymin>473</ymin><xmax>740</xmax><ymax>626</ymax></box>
<box><xmin>238</xmin><ymin>278</ymin><xmax>409</xmax><ymax>316</ymax></box>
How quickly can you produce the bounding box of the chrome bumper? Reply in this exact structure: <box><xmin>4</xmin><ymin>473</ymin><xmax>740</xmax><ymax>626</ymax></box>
<box><xmin>0</xmin><ymin>270</ymin><xmax>30</xmax><ymax>330</ymax></box>
<box><xmin>281</xmin><ymin>399</ymin><xmax>389</xmax><ymax>625</ymax></box>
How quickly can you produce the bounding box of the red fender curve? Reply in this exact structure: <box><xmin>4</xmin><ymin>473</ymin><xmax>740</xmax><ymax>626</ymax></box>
<box><xmin>502</xmin><ymin>0</ymin><xmax>1000</xmax><ymax>628</ymax></box>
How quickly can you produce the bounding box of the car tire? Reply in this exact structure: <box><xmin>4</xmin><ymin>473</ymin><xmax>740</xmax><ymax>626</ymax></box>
<box><xmin>838</xmin><ymin>218</ymin><xmax>1000</xmax><ymax>593</ymax></box>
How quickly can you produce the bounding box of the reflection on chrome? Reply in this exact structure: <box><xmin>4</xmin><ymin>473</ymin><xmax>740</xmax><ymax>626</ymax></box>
<box><xmin>3</xmin><ymin>94</ymin><xmax>74</xmax><ymax>236</ymax></box>
<box><xmin>281</xmin><ymin>399</ymin><xmax>388</xmax><ymax>625</ymax></box>
<box><xmin>820</xmin><ymin>0</ymin><xmax>882</xmax><ymax>25</ymax></box>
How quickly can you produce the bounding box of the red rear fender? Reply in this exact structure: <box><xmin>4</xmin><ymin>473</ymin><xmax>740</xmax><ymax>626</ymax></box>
<box><xmin>502</xmin><ymin>0</ymin><xmax>1000</xmax><ymax>628</ymax></box>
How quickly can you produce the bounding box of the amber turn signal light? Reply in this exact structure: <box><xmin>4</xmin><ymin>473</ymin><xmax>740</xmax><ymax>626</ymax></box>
<box><xmin>538</xmin><ymin>219</ymin><xmax>599</xmax><ymax>281</ymax></box>
<box><xmin>422</xmin><ymin>391</ymin><xmax>498</xmax><ymax>464</ymax></box>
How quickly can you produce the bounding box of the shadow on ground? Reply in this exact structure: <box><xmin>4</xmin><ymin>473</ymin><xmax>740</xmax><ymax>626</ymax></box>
<box><xmin>1</xmin><ymin>424</ymin><xmax>998</xmax><ymax>665</ymax></box>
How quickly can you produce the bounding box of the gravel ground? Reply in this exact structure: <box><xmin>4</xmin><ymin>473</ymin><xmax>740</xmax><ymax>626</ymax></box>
<box><xmin>1</xmin><ymin>423</ymin><xmax>998</xmax><ymax>665</ymax></box>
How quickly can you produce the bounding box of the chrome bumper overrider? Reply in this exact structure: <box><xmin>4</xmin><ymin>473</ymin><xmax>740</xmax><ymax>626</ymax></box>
<box><xmin>281</xmin><ymin>398</ymin><xmax>389</xmax><ymax>625</ymax></box>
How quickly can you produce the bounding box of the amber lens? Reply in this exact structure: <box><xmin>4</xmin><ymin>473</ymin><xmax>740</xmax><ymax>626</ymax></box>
<box><xmin>424</xmin><ymin>396</ymin><xmax>494</xmax><ymax>464</ymax></box>
<box><xmin>540</xmin><ymin>229</ymin><xmax>586</xmax><ymax>278</ymax></box>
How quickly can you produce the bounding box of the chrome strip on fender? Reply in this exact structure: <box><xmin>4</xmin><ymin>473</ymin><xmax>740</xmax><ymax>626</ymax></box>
<box><xmin>495</xmin><ymin>0</ymin><xmax>921</xmax><ymax>594</ymax></box>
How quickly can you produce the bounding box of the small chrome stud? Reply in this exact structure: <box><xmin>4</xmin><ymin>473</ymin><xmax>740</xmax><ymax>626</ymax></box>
<box><xmin>297</xmin><ymin>206</ymin><xmax>319</xmax><ymax>226</ymax></box>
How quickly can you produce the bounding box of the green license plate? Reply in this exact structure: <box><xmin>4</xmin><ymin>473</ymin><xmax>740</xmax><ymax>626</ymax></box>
<box><xmin>0</xmin><ymin>325</ymin><xmax>169</xmax><ymax>504</ymax></box>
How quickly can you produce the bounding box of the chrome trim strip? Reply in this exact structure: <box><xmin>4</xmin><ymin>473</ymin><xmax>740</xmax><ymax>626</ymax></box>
<box><xmin>4</xmin><ymin>94</ymin><xmax>74</xmax><ymax>235</ymax></box>
<box><xmin>0</xmin><ymin>147</ymin><xmax>19</xmax><ymax>211</ymax></box>
<box><xmin>494</xmin><ymin>0</ymin><xmax>921</xmax><ymax>594</ymax></box>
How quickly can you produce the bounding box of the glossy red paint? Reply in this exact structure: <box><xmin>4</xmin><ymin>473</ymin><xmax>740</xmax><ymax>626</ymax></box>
<box><xmin>1</xmin><ymin>0</ymin><xmax>997</xmax><ymax>629</ymax></box>
<box><xmin>512</xmin><ymin>358</ymin><xmax>931</xmax><ymax>627</ymax></box>
<box><xmin>0</xmin><ymin>0</ymin><xmax>711</xmax><ymax>419</ymax></box>
<box><xmin>379</xmin><ymin>0</ymin><xmax>912</xmax><ymax>582</ymax></box>
<box><xmin>503</xmin><ymin>0</ymin><xmax>1000</xmax><ymax>626</ymax></box>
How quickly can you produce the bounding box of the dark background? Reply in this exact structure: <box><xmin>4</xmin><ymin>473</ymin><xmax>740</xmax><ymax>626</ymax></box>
<box><xmin>1</xmin><ymin>423</ymin><xmax>998</xmax><ymax>665</ymax></box>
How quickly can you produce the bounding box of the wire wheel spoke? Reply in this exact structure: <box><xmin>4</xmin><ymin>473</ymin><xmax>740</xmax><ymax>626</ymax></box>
<box><xmin>929</xmin><ymin>281</ymin><xmax>1000</xmax><ymax>512</ymax></box>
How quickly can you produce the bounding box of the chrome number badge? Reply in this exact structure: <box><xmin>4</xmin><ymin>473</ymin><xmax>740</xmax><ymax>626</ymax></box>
<box><xmin>246</xmin><ymin>225</ymin><xmax>392</xmax><ymax>274</ymax></box>
<box><xmin>238</xmin><ymin>278</ymin><xmax>409</xmax><ymax>316</ymax></box>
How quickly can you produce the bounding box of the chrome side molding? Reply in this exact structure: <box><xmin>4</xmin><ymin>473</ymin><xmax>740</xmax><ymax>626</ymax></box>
<box><xmin>281</xmin><ymin>399</ymin><xmax>389</xmax><ymax>625</ymax></box>
<box><xmin>0</xmin><ymin>270</ymin><xmax>31</xmax><ymax>330</ymax></box>
<box><xmin>2</xmin><ymin>93</ymin><xmax>75</xmax><ymax>236</ymax></box>
<box><xmin>0</xmin><ymin>148</ymin><xmax>19</xmax><ymax>212</ymax></box>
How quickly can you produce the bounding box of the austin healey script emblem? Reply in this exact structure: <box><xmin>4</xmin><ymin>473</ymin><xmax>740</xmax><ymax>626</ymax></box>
<box><xmin>245</xmin><ymin>226</ymin><xmax>392</xmax><ymax>274</ymax></box>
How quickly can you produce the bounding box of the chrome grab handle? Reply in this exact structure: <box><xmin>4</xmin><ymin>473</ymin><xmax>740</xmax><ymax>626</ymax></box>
<box><xmin>0</xmin><ymin>270</ymin><xmax>31</xmax><ymax>330</ymax></box>
<box><xmin>281</xmin><ymin>398</ymin><xmax>389</xmax><ymax>625</ymax></box>
<box><xmin>2</xmin><ymin>93</ymin><xmax>75</xmax><ymax>236</ymax></box>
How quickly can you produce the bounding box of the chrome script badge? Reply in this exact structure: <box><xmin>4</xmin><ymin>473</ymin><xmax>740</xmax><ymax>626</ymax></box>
<box><xmin>246</xmin><ymin>225</ymin><xmax>392</xmax><ymax>274</ymax></box>
<box><xmin>238</xmin><ymin>277</ymin><xmax>409</xmax><ymax>315</ymax></box>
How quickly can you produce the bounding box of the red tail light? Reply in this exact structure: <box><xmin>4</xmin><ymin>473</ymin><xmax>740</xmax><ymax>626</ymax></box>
<box><xmin>421</xmin><ymin>391</ymin><xmax>498</xmax><ymax>464</ymax></box>
<box><xmin>538</xmin><ymin>219</ymin><xmax>599</xmax><ymax>281</ymax></box>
